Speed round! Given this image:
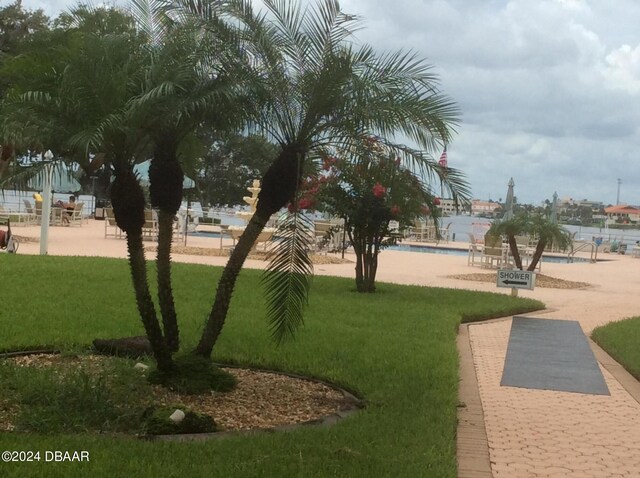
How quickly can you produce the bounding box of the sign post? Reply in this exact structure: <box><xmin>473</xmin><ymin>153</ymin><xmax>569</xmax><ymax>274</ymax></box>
<box><xmin>496</xmin><ymin>269</ymin><xmax>536</xmax><ymax>296</ymax></box>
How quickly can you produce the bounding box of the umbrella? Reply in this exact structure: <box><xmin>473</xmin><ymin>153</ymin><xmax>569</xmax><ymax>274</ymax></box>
<box><xmin>133</xmin><ymin>160</ymin><xmax>196</xmax><ymax>189</ymax></box>
<box><xmin>550</xmin><ymin>192</ymin><xmax>558</xmax><ymax>224</ymax></box>
<box><xmin>503</xmin><ymin>177</ymin><xmax>515</xmax><ymax>220</ymax></box>
<box><xmin>28</xmin><ymin>163</ymin><xmax>81</xmax><ymax>193</ymax></box>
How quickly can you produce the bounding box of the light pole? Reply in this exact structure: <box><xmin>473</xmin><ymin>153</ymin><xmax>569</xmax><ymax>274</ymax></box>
<box><xmin>39</xmin><ymin>150</ymin><xmax>54</xmax><ymax>255</ymax></box>
<box><xmin>616</xmin><ymin>178</ymin><xmax>621</xmax><ymax>205</ymax></box>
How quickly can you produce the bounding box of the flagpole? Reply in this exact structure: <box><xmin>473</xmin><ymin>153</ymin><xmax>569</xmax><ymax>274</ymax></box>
<box><xmin>438</xmin><ymin>145</ymin><xmax>448</xmax><ymax>201</ymax></box>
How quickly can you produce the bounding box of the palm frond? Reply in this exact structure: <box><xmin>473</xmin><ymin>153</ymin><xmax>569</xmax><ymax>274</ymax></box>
<box><xmin>129</xmin><ymin>0</ymin><xmax>173</xmax><ymax>46</ymax></box>
<box><xmin>262</xmin><ymin>211</ymin><xmax>314</xmax><ymax>344</ymax></box>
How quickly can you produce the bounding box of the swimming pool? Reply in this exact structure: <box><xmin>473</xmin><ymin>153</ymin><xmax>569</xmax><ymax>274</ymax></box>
<box><xmin>390</xmin><ymin>244</ymin><xmax>591</xmax><ymax>264</ymax></box>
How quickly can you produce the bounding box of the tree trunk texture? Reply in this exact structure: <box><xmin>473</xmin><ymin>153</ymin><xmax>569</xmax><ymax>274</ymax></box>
<box><xmin>195</xmin><ymin>211</ymin><xmax>269</xmax><ymax>357</ymax></box>
<box><xmin>156</xmin><ymin>210</ymin><xmax>179</xmax><ymax>352</ymax></box>
<box><xmin>195</xmin><ymin>145</ymin><xmax>304</xmax><ymax>358</ymax></box>
<box><xmin>111</xmin><ymin>166</ymin><xmax>173</xmax><ymax>372</ymax></box>
<box><xmin>507</xmin><ymin>234</ymin><xmax>523</xmax><ymax>270</ymax></box>
<box><xmin>350</xmin><ymin>230</ymin><xmax>378</xmax><ymax>293</ymax></box>
<box><xmin>0</xmin><ymin>145</ymin><xmax>13</xmax><ymax>178</ymax></box>
<box><xmin>149</xmin><ymin>145</ymin><xmax>184</xmax><ymax>353</ymax></box>
<box><xmin>528</xmin><ymin>240</ymin><xmax>546</xmax><ymax>271</ymax></box>
<box><xmin>125</xmin><ymin>233</ymin><xmax>174</xmax><ymax>372</ymax></box>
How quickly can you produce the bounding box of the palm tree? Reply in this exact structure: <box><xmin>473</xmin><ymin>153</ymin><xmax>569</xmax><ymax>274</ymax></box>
<box><xmin>490</xmin><ymin>214</ymin><xmax>572</xmax><ymax>272</ymax></box>
<box><xmin>127</xmin><ymin>0</ymin><xmax>245</xmax><ymax>352</ymax></box>
<box><xmin>488</xmin><ymin>215</ymin><xmax>529</xmax><ymax>270</ymax></box>
<box><xmin>194</xmin><ymin>0</ymin><xmax>469</xmax><ymax>357</ymax></box>
<box><xmin>0</xmin><ymin>9</ymin><xmax>176</xmax><ymax>372</ymax></box>
<box><xmin>527</xmin><ymin>214</ymin><xmax>572</xmax><ymax>271</ymax></box>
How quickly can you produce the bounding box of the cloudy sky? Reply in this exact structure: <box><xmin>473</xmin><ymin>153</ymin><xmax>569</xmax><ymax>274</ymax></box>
<box><xmin>21</xmin><ymin>0</ymin><xmax>640</xmax><ymax>205</ymax></box>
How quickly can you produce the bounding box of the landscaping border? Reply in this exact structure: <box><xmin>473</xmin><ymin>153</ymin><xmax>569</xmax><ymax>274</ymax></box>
<box><xmin>0</xmin><ymin>349</ymin><xmax>364</xmax><ymax>442</ymax></box>
<box><xmin>456</xmin><ymin>324</ymin><xmax>492</xmax><ymax>478</ymax></box>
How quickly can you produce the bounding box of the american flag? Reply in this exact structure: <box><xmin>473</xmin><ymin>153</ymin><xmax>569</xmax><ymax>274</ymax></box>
<box><xmin>438</xmin><ymin>146</ymin><xmax>448</xmax><ymax>168</ymax></box>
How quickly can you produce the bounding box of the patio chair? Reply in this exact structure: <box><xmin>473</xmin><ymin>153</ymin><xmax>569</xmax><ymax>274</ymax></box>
<box><xmin>468</xmin><ymin>238</ymin><xmax>484</xmax><ymax>267</ymax></box>
<box><xmin>142</xmin><ymin>209</ymin><xmax>158</xmax><ymax>240</ymax></box>
<box><xmin>104</xmin><ymin>208</ymin><xmax>123</xmax><ymax>239</ymax></box>
<box><xmin>20</xmin><ymin>199</ymin><xmax>38</xmax><ymax>225</ymax></box>
<box><xmin>437</xmin><ymin>222</ymin><xmax>451</xmax><ymax>243</ymax></box>
<box><xmin>482</xmin><ymin>233</ymin><xmax>504</xmax><ymax>269</ymax></box>
<box><xmin>68</xmin><ymin>202</ymin><xmax>85</xmax><ymax>226</ymax></box>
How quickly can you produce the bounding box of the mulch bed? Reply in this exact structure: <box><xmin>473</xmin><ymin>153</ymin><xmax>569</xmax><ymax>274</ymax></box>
<box><xmin>0</xmin><ymin>354</ymin><xmax>359</xmax><ymax>434</ymax></box>
<box><xmin>448</xmin><ymin>272</ymin><xmax>591</xmax><ymax>289</ymax></box>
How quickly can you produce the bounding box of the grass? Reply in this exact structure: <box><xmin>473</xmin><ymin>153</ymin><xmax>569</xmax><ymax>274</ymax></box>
<box><xmin>0</xmin><ymin>254</ymin><xmax>543</xmax><ymax>477</ymax></box>
<box><xmin>592</xmin><ymin>316</ymin><xmax>640</xmax><ymax>380</ymax></box>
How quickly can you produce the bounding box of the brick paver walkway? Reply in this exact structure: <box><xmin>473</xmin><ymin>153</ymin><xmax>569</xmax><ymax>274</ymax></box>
<box><xmin>468</xmin><ymin>317</ymin><xmax>640</xmax><ymax>478</ymax></box>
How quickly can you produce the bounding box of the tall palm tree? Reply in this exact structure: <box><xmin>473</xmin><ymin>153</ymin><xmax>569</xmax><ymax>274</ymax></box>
<box><xmin>0</xmin><ymin>11</ymin><xmax>175</xmax><ymax>372</ymax></box>
<box><xmin>194</xmin><ymin>0</ymin><xmax>469</xmax><ymax>357</ymax></box>
<box><xmin>128</xmin><ymin>0</ymin><xmax>244</xmax><ymax>352</ymax></box>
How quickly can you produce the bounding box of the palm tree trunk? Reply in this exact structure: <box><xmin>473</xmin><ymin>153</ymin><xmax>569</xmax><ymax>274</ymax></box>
<box><xmin>111</xmin><ymin>166</ymin><xmax>173</xmax><ymax>372</ymax></box>
<box><xmin>528</xmin><ymin>240</ymin><xmax>546</xmax><ymax>271</ymax></box>
<box><xmin>351</xmin><ymin>231</ymin><xmax>365</xmax><ymax>292</ymax></box>
<box><xmin>156</xmin><ymin>210</ymin><xmax>179</xmax><ymax>352</ymax></box>
<box><xmin>0</xmin><ymin>144</ymin><xmax>13</xmax><ymax>178</ymax></box>
<box><xmin>125</xmin><ymin>232</ymin><xmax>174</xmax><ymax>372</ymax></box>
<box><xmin>507</xmin><ymin>234</ymin><xmax>523</xmax><ymax>270</ymax></box>
<box><xmin>195</xmin><ymin>144</ymin><xmax>304</xmax><ymax>358</ymax></box>
<box><xmin>195</xmin><ymin>211</ymin><xmax>269</xmax><ymax>357</ymax></box>
<box><xmin>149</xmin><ymin>148</ymin><xmax>184</xmax><ymax>353</ymax></box>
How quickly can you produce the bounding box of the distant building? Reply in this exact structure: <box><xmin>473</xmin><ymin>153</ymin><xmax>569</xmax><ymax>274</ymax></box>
<box><xmin>604</xmin><ymin>205</ymin><xmax>640</xmax><ymax>224</ymax></box>
<box><xmin>471</xmin><ymin>200</ymin><xmax>501</xmax><ymax>217</ymax></box>
<box><xmin>558</xmin><ymin>197</ymin><xmax>604</xmax><ymax>213</ymax></box>
<box><xmin>437</xmin><ymin>198</ymin><xmax>466</xmax><ymax>216</ymax></box>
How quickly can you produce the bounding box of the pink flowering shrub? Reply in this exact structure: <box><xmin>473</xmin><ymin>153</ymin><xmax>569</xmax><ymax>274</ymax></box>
<box><xmin>291</xmin><ymin>137</ymin><xmax>441</xmax><ymax>292</ymax></box>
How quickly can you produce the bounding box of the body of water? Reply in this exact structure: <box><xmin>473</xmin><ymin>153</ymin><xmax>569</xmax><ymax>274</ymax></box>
<box><xmin>390</xmin><ymin>243</ymin><xmax>595</xmax><ymax>263</ymax></box>
<box><xmin>441</xmin><ymin>215</ymin><xmax>640</xmax><ymax>244</ymax></box>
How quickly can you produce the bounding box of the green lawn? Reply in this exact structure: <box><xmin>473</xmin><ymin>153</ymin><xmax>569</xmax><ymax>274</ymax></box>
<box><xmin>592</xmin><ymin>316</ymin><xmax>640</xmax><ymax>381</ymax></box>
<box><xmin>0</xmin><ymin>255</ymin><xmax>543</xmax><ymax>477</ymax></box>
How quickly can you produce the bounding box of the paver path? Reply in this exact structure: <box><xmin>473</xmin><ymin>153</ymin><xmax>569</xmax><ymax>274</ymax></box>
<box><xmin>470</xmin><ymin>318</ymin><xmax>640</xmax><ymax>478</ymax></box>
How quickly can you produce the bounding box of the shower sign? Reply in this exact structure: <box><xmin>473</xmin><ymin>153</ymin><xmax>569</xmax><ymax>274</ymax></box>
<box><xmin>497</xmin><ymin>269</ymin><xmax>536</xmax><ymax>290</ymax></box>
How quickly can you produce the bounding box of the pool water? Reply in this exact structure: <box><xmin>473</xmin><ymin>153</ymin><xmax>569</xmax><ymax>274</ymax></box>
<box><xmin>390</xmin><ymin>244</ymin><xmax>589</xmax><ymax>263</ymax></box>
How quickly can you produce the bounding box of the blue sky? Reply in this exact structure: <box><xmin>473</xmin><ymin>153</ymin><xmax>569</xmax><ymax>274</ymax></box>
<box><xmin>21</xmin><ymin>0</ymin><xmax>640</xmax><ymax>205</ymax></box>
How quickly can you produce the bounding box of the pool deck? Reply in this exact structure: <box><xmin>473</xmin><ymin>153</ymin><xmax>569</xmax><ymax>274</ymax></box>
<box><xmin>11</xmin><ymin>220</ymin><xmax>640</xmax><ymax>478</ymax></box>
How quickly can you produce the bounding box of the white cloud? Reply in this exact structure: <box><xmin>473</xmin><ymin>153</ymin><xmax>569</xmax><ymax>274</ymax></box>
<box><xmin>602</xmin><ymin>44</ymin><xmax>640</xmax><ymax>94</ymax></box>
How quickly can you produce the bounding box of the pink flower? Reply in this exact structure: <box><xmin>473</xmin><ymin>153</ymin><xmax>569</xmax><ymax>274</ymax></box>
<box><xmin>372</xmin><ymin>182</ymin><xmax>386</xmax><ymax>198</ymax></box>
<box><xmin>322</xmin><ymin>156</ymin><xmax>338</xmax><ymax>171</ymax></box>
<box><xmin>434</xmin><ymin>197</ymin><xmax>441</xmax><ymax>206</ymax></box>
<box><xmin>390</xmin><ymin>205</ymin><xmax>401</xmax><ymax>217</ymax></box>
<box><xmin>298</xmin><ymin>197</ymin><xmax>315</xmax><ymax>210</ymax></box>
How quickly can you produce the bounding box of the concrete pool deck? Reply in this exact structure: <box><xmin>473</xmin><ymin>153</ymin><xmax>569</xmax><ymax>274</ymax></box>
<box><xmin>11</xmin><ymin>220</ymin><xmax>640</xmax><ymax>477</ymax></box>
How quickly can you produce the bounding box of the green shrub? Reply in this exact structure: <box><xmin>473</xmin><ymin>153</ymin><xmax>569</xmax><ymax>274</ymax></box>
<box><xmin>142</xmin><ymin>406</ymin><xmax>217</xmax><ymax>435</ymax></box>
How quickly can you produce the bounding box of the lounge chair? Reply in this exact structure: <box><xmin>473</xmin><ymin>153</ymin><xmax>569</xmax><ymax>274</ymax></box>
<box><xmin>69</xmin><ymin>202</ymin><xmax>85</xmax><ymax>225</ymax></box>
<box><xmin>19</xmin><ymin>200</ymin><xmax>38</xmax><ymax>225</ymax></box>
